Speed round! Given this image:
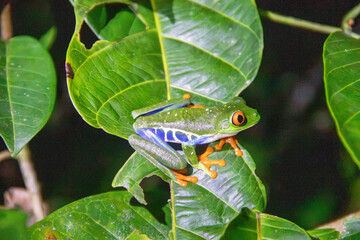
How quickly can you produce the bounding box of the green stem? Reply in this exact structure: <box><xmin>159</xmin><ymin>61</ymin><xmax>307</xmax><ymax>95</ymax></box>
<box><xmin>170</xmin><ymin>181</ymin><xmax>177</xmax><ymax>240</ymax></box>
<box><xmin>259</xmin><ymin>9</ymin><xmax>341</xmax><ymax>35</ymax></box>
<box><xmin>342</xmin><ymin>3</ymin><xmax>360</xmax><ymax>32</ymax></box>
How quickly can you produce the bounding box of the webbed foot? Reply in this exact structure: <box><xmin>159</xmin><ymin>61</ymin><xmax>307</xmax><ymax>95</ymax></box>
<box><xmin>215</xmin><ymin>136</ymin><xmax>243</xmax><ymax>157</ymax></box>
<box><xmin>183</xmin><ymin>93</ymin><xmax>204</xmax><ymax>108</ymax></box>
<box><xmin>198</xmin><ymin>147</ymin><xmax>226</xmax><ymax>179</ymax></box>
<box><xmin>171</xmin><ymin>169</ymin><xmax>198</xmax><ymax>187</ymax></box>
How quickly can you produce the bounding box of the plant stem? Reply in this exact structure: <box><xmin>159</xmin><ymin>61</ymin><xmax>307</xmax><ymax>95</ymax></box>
<box><xmin>259</xmin><ymin>9</ymin><xmax>341</xmax><ymax>35</ymax></box>
<box><xmin>342</xmin><ymin>3</ymin><xmax>360</xmax><ymax>32</ymax></box>
<box><xmin>317</xmin><ymin>210</ymin><xmax>360</xmax><ymax>232</ymax></box>
<box><xmin>17</xmin><ymin>145</ymin><xmax>45</xmax><ymax>221</ymax></box>
<box><xmin>1</xmin><ymin>3</ymin><xmax>13</xmax><ymax>41</ymax></box>
<box><xmin>0</xmin><ymin>150</ymin><xmax>11</xmax><ymax>162</ymax></box>
<box><xmin>170</xmin><ymin>181</ymin><xmax>177</xmax><ymax>240</ymax></box>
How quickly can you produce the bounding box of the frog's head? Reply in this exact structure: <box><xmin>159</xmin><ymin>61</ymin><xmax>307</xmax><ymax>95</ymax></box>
<box><xmin>216</xmin><ymin>97</ymin><xmax>260</xmax><ymax>134</ymax></box>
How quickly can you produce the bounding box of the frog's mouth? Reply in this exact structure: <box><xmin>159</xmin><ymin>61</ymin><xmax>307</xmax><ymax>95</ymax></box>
<box><xmin>199</xmin><ymin>132</ymin><xmax>239</xmax><ymax>144</ymax></box>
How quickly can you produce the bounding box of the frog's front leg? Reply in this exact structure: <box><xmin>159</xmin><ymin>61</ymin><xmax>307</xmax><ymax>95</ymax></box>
<box><xmin>129</xmin><ymin>133</ymin><xmax>197</xmax><ymax>187</ymax></box>
<box><xmin>215</xmin><ymin>136</ymin><xmax>243</xmax><ymax>156</ymax></box>
<box><xmin>182</xmin><ymin>142</ymin><xmax>226</xmax><ymax>179</ymax></box>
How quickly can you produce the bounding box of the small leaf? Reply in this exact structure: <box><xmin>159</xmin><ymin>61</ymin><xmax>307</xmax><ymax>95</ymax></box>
<box><xmin>0</xmin><ymin>209</ymin><xmax>28</xmax><ymax>240</ymax></box>
<box><xmin>0</xmin><ymin>36</ymin><xmax>56</xmax><ymax>155</ymax></box>
<box><xmin>28</xmin><ymin>191</ymin><xmax>170</xmax><ymax>240</ymax></box>
<box><xmin>341</xmin><ymin>217</ymin><xmax>360</xmax><ymax>239</ymax></box>
<box><xmin>323</xmin><ymin>32</ymin><xmax>360</xmax><ymax>167</ymax></box>
<box><xmin>308</xmin><ymin>228</ymin><xmax>340</xmax><ymax>240</ymax></box>
<box><xmin>112</xmin><ymin>152</ymin><xmax>170</xmax><ymax>205</ymax></box>
<box><xmin>39</xmin><ymin>26</ymin><xmax>58</xmax><ymax>50</ymax></box>
<box><xmin>260</xmin><ymin>213</ymin><xmax>312</xmax><ymax>240</ymax></box>
<box><xmin>86</xmin><ymin>4</ymin><xmax>146</xmax><ymax>41</ymax></box>
<box><xmin>223</xmin><ymin>209</ymin><xmax>316</xmax><ymax>240</ymax></box>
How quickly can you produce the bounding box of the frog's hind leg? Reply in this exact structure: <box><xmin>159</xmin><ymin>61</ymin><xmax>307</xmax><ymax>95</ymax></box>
<box><xmin>129</xmin><ymin>133</ymin><xmax>198</xmax><ymax>186</ymax></box>
<box><xmin>182</xmin><ymin>93</ymin><xmax>205</xmax><ymax>108</ymax></box>
<box><xmin>170</xmin><ymin>169</ymin><xmax>198</xmax><ymax>187</ymax></box>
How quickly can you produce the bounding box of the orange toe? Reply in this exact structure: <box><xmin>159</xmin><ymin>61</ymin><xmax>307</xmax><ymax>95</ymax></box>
<box><xmin>198</xmin><ymin>147</ymin><xmax>226</xmax><ymax>179</ymax></box>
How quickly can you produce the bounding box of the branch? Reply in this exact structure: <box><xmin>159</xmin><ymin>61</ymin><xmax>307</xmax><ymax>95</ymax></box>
<box><xmin>17</xmin><ymin>145</ymin><xmax>46</xmax><ymax>221</ymax></box>
<box><xmin>342</xmin><ymin>3</ymin><xmax>360</xmax><ymax>32</ymax></box>
<box><xmin>1</xmin><ymin>3</ymin><xmax>13</xmax><ymax>41</ymax></box>
<box><xmin>259</xmin><ymin>9</ymin><xmax>360</xmax><ymax>38</ymax></box>
<box><xmin>317</xmin><ymin>210</ymin><xmax>360</xmax><ymax>232</ymax></box>
<box><xmin>0</xmin><ymin>150</ymin><xmax>11</xmax><ymax>162</ymax></box>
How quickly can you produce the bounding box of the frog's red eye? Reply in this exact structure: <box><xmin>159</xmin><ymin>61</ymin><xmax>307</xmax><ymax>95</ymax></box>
<box><xmin>232</xmin><ymin>111</ymin><xmax>246</xmax><ymax>126</ymax></box>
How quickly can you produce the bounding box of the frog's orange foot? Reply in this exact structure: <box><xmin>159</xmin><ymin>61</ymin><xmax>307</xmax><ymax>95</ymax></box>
<box><xmin>186</xmin><ymin>104</ymin><xmax>204</xmax><ymax>108</ymax></box>
<box><xmin>182</xmin><ymin>94</ymin><xmax>204</xmax><ymax>108</ymax></box>
<box><xmin>172</xmin><ymin>169</ymin><xmax>198</xmax><ymax>187</ymax></box>
<box><xmin>215</xmin><ymin>136</ymin><xmax>243</xmax><ymax>157</ymax></box>
<box><xmin>183</xmin><ymin>93</ymin><xmax>191</xmax><ymax>99</ymax></box>
<box><xmin>198</xmin><ymin>147</ymin><xmax>226</xmax><ymax>179</ymax></box>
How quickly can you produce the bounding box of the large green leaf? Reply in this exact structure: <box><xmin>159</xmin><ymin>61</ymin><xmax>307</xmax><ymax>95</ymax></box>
<box><xmin>113</xmin><ymin>142</ymin><xmax>266</xmax><ymax>239</ymax></box>
<box><xmin>66</xmin><ymin>0</ymin><xmax>263</xmax><ymax>139</ymax></box>
<box><xmin>0</xmin><ymin>209</ymin><xmax>28</xmax><ymax>240</ymax></box>
<box><xmin>323</xmin><ymin>32</ymin><xmax>360</xmax><ymax>167</ymax></box>
<box><xmin>0</xmin><ymin>36</ymin><xmax>56</xmax><ymax>155</ymax></box>
<box><xmin>28</xmin><ymin>191</ymin><xmax>170</xmax><ymax>240</ymax></box>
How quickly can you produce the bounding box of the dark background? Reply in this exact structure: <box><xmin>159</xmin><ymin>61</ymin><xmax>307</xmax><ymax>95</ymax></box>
<box><xmin>0</xmin><ymin>0</ymin><xmax>359</xmax><ymax>229</ymax></box>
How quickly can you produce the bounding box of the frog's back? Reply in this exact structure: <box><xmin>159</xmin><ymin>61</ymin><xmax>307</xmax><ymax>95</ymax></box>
<box><xmin>133</xmin><ymin>107</ymin><xmax>218</xmax><ymax>143</ymax></box>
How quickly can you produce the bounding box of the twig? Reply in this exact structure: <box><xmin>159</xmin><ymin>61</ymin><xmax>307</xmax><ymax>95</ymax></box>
<box><xmin>1</xmin><ymin>3</ymin><xmax>13</xmax><ymax>41</ymax></box>
<box><xmin>317</xmin><ymin>210</ymin><xmax>360</xmax><ymax>233</ymax></box>
<box><xmin>259</xmin><ymin>9</ymin><xmax>360</xmax><ymax>39</ymax></box>
<box><xmin>17</xmin><ymin>145</ymin><xmax>45</xmax><ymax>221</ymax></box>
<box><xmin>0</xmin><ymin>150</ymin><xmax>11</xmax><ymax>162</ymax></box>
<box><xmin>259</xmin><ymin>9</ymin><xmax>340</xmax><ymax>34</ymax></box>
<box><xmin>342</xmin><ymin>3</ymin><xmax>360</xmax><ymax>32</ymax></box>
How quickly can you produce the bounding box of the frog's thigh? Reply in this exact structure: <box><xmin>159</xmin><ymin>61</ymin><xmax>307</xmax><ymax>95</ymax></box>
<box><xmin>129</xmin><ymin>134</ymin><xmax>187</xmax><ymax>170</ymax></box>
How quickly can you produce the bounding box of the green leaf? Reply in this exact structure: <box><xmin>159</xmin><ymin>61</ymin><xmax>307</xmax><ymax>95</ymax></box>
<box><xmin>308</xmin><ymin>228</ymin><xmax>340</xmax><ymax>240</ymax></box>
<box><xmin>28</xmin><ymin>191</ymin><xmax>170</xmax><ymax>240</ymax></box>
<box><xmin>323</xmin><ymin>32</ymin><xmax>360</xmax><ymax>167</ymax></box>
<box><xmin>112</xmin><ymin>152</ymin><xmax>170</xmax><ymax>205</ymax></box>
<box><xmin>0</xmin><ymin>36</ymin><xmax>56</xmax><ymax>155</ymax></box>
<box><xmin>39</xmin><ymin>26</ymin><xmax>58</xmax><ymax>50</ymax></box>
<box><xmin>222</xmin><ymin>209</ymin><xmax>317</xmax><ymax>240</ymax></box>
<box><xmin>341</xmin><ymin>217</ymin><xmax>360</xmax><ymax>239</ymax></box>
<box><xmin>113</xmin><ymin>142</ymin><xmax>266</xmax><ymax>239</ymax></box>
<box><xmin>66</xmin><ymin>0</ymin><xmax>263</xmax><ymax>139</ymax></box>
<box><xmin>86</xmin><ymin>4</ymin><xmax>145</xmax><ymax>41</ymax></box>
<box><xmin>0</xmin><ymin>209</ymin><xmax>28</xmax><ymax>240</ymax></box>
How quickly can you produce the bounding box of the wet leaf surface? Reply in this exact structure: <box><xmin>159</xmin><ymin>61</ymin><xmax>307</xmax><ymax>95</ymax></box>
<box><xmin>0</xmin><ymin>36</ymin><xmax>56</xmax><ymax>155</ymax></box>
<box><xmin>323</xmin><ymin>32</ymin><xmax>360</xmax><ymax>167</ymax></box>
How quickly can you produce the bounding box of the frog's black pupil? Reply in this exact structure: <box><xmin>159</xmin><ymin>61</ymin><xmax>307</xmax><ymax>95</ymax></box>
<box><xmin>237</xmin><ymin>115</ymin><xmax>244</xmax><ymax>124</ymax></box>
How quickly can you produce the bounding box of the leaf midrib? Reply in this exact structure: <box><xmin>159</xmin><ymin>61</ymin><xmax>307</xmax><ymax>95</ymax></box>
<box><xmin>151</xmin><ymin>0</ymin><xmax>171</xmax><ymax>100</ymax></box>
<box><xmin>5</xmin><ymin>40</ymin><xmax>16</xmax><ymax>152</ymax></box>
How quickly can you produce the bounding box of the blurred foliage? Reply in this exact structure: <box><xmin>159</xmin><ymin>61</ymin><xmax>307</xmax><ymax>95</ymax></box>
<box><xmin>0</xmin><ymin>209</ymin><xmax>28</xmax><ymax>240</ymax></box>
<box><xmin>0</xmin><ymin>0</ymin><xmax>359</xmax><ymax>236</ymax></box>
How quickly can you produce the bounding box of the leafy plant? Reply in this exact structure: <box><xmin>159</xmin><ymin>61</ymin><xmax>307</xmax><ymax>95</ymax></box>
<box><xmin>0</xmin><ymin>0</ymin><xmax>360</xmax><ymax>239</ymax></box>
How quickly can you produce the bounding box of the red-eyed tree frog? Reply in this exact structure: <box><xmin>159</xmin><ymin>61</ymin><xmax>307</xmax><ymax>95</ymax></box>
<box><xmin>129</xmin><ymin>94</ymin><xmax>260</xmax><ymax>187</ymax></box>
